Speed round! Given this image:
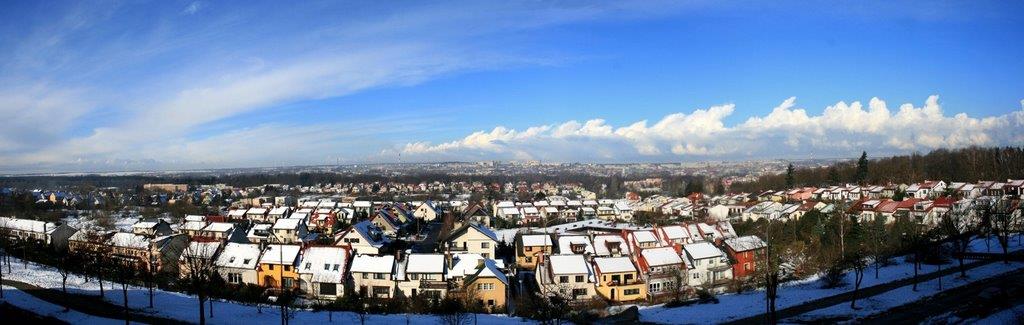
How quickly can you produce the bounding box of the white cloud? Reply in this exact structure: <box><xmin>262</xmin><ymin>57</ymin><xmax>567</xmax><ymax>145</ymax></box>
<box><xmin>398</xmin><ymin>96</ymin><xmax>1024</xmax><ymax>162</ymax></box>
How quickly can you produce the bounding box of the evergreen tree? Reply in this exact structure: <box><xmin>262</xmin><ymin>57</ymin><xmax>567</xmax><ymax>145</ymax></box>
<box><xmin>856</xmin><ymin>151</ymin><xmax>869</xmax><ymax>184</ymax></box>
<box><xmin>785</xmin><ymin>163</ymin><xmax>795</xmax><ymax>189</ymax></box>
<box><xmin>828</xmin><ymin>166</ymin><xmax>841</xmax><ymax>185</ymax></box>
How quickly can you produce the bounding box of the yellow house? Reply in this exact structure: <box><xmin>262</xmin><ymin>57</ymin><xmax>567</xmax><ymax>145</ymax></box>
<box><xmin>515</xmin><ymin>234</ymin><xmax>553</xmax><ymax>270</ymax></box>
<box><xmin>257</xmin><ymin>244</ymin><xmax>302</xmax><ymax>290</ymax></box>
<box><xmin>463</xmin><ymin>259</ymin><xmax>508</xmax><ymax>313</ymax></box>
<box><xmin>593</xmin><ymin>256</ymin><xmax>647</xmax><ymax>302</ymax></box>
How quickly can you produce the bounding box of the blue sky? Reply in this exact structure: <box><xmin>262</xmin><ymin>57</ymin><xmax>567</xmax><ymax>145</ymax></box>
<box><xmin>1</xmin><ymin>1</ymin><xmax>1023</xmax><ymax>172</ymax></box>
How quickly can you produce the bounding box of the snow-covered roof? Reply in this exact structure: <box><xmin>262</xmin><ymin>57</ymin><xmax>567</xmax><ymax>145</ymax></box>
<box><xmin>259</xmin><ymin>244</ymin><xmax>301</xmax><ymax>265</ymax></box>
<box><xmin>521</xmin><ymin>234</ymin><xmax>553</xmax><ymax>247</ymax></box>
<box><xmin>131</xmin><ymin>221</ymin><xmax>159</xmax><ymax>230</ymax></box>
<box><xmin>594</xmin><ymin>256</ymin><xmax>637</xmax><ymax>274</ymax></box>
<box><xmin>684</xmin><ymin>241</ymin><xmax>725</xmax><ymax>260</ymax></box>
<box><xmin>182</xmin><ymin>221</ymin><xmax>207</xmax><ymax>231</ymax></box>
<box><xmin>298</xmin><ymin>246</ymin><xmax>348</xmax><ymax>283</ymax></box>
<box><xmin>269</xmin><ymin>207</ymin><xmax>290</xmax><ymax>215</ymax></box>
<box><xmin>228</xmin><ymin>209</ymin><xmax>248</xmax><ymax>217</ymax></box>
<box><xmin>350</xmin><ymin>254</ymin><xmax>395</xmax><ymax>273</ymax></box>
<box><xmin>632</xmin><ymin>230</ymin><xmax>659</xmax><ymax>243</ymax></box>
<box><xmin>405</xmin><ymin>254</ymin><xmax>445</xmax><ymax>274</ymax></box>
<box><xmin>593</xmin><ymin>235</ymin><xmax>631</xmax><ymax>256</ymax></box>
<box><xmin>659</xmin><ymin>225</ymin><xmax>689</xmax><ymax>240</ymax></box>
<box><xmin>216</xmin><ymin>243</ymin><xmax>262</xmax><ymax>269</ymax></box>
<box><xmin>547</xmin><ymin>254</ymin><xmax>591</xmax><ymax>275</ymax></box>
<box><xmin>348</xmin><ymin>220</ymin><xmax>388</xmax><ymax>248</ymax></box>
<box><xmin>723</xmin><ymin>235</ymin><xmax>767</xmax><ymax>252</ymax></box>
<box><xmin>182</xmin><ymin>241</ymin><xmax>221</xmax><ymax>259</ymax></box>
<box><xmin>273</xmin><ymin>218</ymin><xmax>302</xmax><ymax>230</ymax></box>
<box><xmin>447</xmin><ymin>253</ymin><xmax>505</xmax><ymax>279</ymax></box>
<box><xmin>521</xmin><ymin>207</ymin><xmax>539</xmax><ymax>214</ymax></box>
<box><xmin>0</xmin><ymin>217</ymin><xmax>60</xmax><ymax>234</ymax></box>
<box><xmin>184</xmin><ymin>215</ymin><xmax>206</xmax><ymax>222</ymax></box>
<box><xmin>557</xmin><ymin>235</ymin><xmax>595</xmax><ymax>254</ymax></box>
<box><xmin>543</xmin><ymin>207</ymin><xmax>559</xmax><ymax>214</ymax></box>
<box><xmin>641</xmin><ymin>246</ymin><xmax>683</xmax><ymax>266</ymax></box>
<box><xmin>469</xmin><ymin>259</ymin><xmax>508</xmax><ymax>285</ymax></box>
<box><xmin>202</xmin><ymin>222</ymin><xmax>234</xmax><ymax>233</ymax></box>
<box><xmin>247</xmin><ymin>208</ymin><xmax>268</xmax><ymax>215</ymax></box>
<box><xmin>108</xmin><ymin>232</ymin><xmax>150</xmax><ymax>249</ymax></box>
<box><xmin>500</xmin><ymin>207</ymin><xmax>520</xmax><ymax>215</ymax></box>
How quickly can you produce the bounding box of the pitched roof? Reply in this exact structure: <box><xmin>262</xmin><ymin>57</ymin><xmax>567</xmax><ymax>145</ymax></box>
<box><xmin>640</xmin><ymin>246</ymin><xmax>683</xmax><ymax>267</ymax></box>
<box><xmin>298</xmin><ymin>246</ymin><xmax>348</xmax><ymax>283</ymax></box>
<box><xmin>593</xmin><ymin>256</ymin><xmax>637</xmax><ymax>274</ymax></box>
<box><xmin>723</xmin><ymin>235</ymin><xmax>767</xmax><ymax>252</ymax></box>
<box><xmin>350</xmin><ymin>254</ymin><xmax>395</xmax><ymax>273</ymax></box>
<box><xmin>547</xmin><ymin>254</ymin><xmax>591</xmax><ymax>275</ymax></box>
<box><xmin>683</xmin><ymin>241</ymin><xmax>725</xmax><ymax>260</ymax></box>
<box><xmin>216</xmin><ymin>243</ymin><xmax>263</xmax><ymax>269</ymax></box>
<box><xmin>259</xmin><ymin>244</ymin><xmax>301</xmax><ymax>265</ymax></box>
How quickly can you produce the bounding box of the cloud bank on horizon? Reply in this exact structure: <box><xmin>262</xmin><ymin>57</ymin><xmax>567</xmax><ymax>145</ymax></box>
<box><xmin>395</xmin><ymin>96</ymin><xmax>1024</xmax><ymax>162</ymax></box>
<box><xmin>0</xmin><ymin>1</ymin><xmax>1023</xmax><ymax>173</ymax></box>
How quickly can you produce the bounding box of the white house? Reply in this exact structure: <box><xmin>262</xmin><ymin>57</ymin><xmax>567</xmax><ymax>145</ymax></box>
<box><xmin>215</xmin><ymin>242</ymin><xmax>263</xmax><ymax>285</ymax></box>
<box><xmin>351</xmin><ymin>254</ymin><xmax>397</xmax><ymax>298</ymax></box>
<box><xmin>297</xmin><ymin>246</ymin><xmax>348</xmax><ymax>299</ymax></box>
<box><xmin>682</xmin><ymin>241</ymin><xmax>733</xmax><ymax>288</ymax></box>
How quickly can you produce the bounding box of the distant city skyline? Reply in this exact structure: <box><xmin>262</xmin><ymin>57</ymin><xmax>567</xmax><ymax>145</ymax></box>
<box><xmin>2</xmin><ymin>1</ymin><xmax>1023</xmax><ymax>173</ymax></box>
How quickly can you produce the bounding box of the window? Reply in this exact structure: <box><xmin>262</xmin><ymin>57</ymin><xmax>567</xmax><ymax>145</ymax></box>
<box><xmin>323</xmin><ymin>264</ymin><xmax>329</xmax><ymax>270</ymax></box>
<box><xmin>282</xmin><ymin>278</ymin><xmax>294</xmax><ymax>288</ymax></box>
<box><xmin>694</xmin><ymin>259</ymin><xmax>700</xmax><ymax>266</ymax></box>
<box><xmin>476</xmin><ymin>283</ymin><xmax>494</xmax><ymax>291</ymax></box>
<box><xmin>422</xmin><ymin>274</ymin><xmax>436</xmax><ymax>280</ymax></box>
<box><xmin>481</xmin><ymin>242</ymin><xmax>490</xmax><ymax>249</ymax></box>
<box><xmin>362</xmin><ymin>273</ymin><xmax>368</xmax><ymax>279</ymax></box>
<box><xmin>625</xmin><ymin>274</ymin><xmax>633</xmax><ymax>281</ymax></box>
<box><xmin>624</xmin><ymin>288</ymin><xmax>640</xmax><ymax>295</ymax></box>
<box><xmin>372</xmin><ymin>286</ymin><xmax>390</xmax><ymax>297</ymax></box>
<box><xmin>526</xmin><ymin>247</ymin><xmax>533</xmax><ymax>252</ymax></box>
<box><xmin>525</xmin><ymin>257</ymin><xmax>532</xmax><ymax>263</ymax></box>
<box><xmin>410</xmin><ymin>274</ymin><xmax>419</xmax><ymax>280</ymax></box>
<box><xmin>268</xmin><ymin>265</ymin><xmax>274</xmax><ymax>270</ymax></box>
<box><xmin>319</xmin><ymin>283</ymin><xmax>337</xmax><ymax>296</ymax></box>
<box><xmin>559</xmin><ymin>276</ymin><xmax>569</xmax><ymax>283</ymax></box>
<box><xmin>227</xmin><ymin>273</ymin><xmax>242</xmax><ymax>284</ymax></box>
<box><xmin>482</xmin><ymin>253</ymin><xmax>490</xmax><ymax>258</ymax></box>
<box><xmin>575</xmin><ymin>275</ymin><xmax>584</xmax><ymax>283</ymax></box>
<box><xmin>572</xmin><ymin>288</ymin><xmax>587</xmax><ymax>297</ymax></box>
<box><xmin>373</xmin><ymin>273</ymin><xmax>386</xmax><ymax>280</ymax></box>
<box><xmin>487</xmin><ymin>299</ymin><xmax>495</xmax><ymax>306</ymax></box>
<box><xmin>692</xmin><ymin>273</ymin><xmax>699</xmax><ymax>279</ymax></box>
<box><xmin>650</xmin><ymin>282</ymin><xmax>661</xmax><ymax>292</ymax></box>
<box><xmin>333</xmin><ymin>264</ymin><xmax>340</xmax><ymax>271</ymax></box>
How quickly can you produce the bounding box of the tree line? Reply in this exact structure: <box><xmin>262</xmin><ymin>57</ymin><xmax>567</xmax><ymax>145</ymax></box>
<box><xmin>731</xmin><ymin>146</ymin><xmax>1024</xmax><ymax>193</ymax></box>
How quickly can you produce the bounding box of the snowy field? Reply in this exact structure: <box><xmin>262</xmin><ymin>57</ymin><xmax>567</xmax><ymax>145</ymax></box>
<box><xmin>639</xmin><ymin>236</ymin><xmax>1024</xmax><ymax>324</ymax></box>
<box><xmin>789</xmin><ymin>260</ymin><xmax>1024</xmax><ymax>322</ymax></box>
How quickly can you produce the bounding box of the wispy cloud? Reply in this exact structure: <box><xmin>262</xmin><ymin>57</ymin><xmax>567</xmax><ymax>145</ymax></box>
<box><xmin>182</xmin><ymin>1</ymin><xmax>203</xmax><ymax>15</ymax></box>
<box><xmin>395</xmin><ymin>96</ymin><xmax>1024</xmax><ymax>162</ymax></box>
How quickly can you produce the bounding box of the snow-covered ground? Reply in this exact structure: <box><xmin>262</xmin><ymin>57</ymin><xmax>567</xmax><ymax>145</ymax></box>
<box><xmin>0</xmin><ymin>259</ymin><xmax>532</xmax><ymax>325</ymax></box>
<box><xmin>639</xmin><ymin>236</ymin><xmax>1024</xmax><ymax>324</ymax></box>
<box><xmin>790</xmin><ymin>260</ymin><xmax>1024</xmax><ymax>322</ymax></box>
<box><xmin>1</xmin><ymin>285</ymin><xmax>134</xmax><ymax>324</ymax></box>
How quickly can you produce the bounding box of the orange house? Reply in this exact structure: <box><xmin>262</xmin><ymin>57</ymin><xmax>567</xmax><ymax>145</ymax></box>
<box><xmin>257</xmin><ymin>244</ymin><xmax>302</xmax><ymax>290</ymax></box>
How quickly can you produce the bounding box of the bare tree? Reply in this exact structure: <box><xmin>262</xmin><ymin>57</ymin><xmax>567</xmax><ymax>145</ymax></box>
<box><xmin>182</xmin><ymin>241</ymin><xmax>220</xmax><ymax>325</ymax></box>
<box><xmin>56</xmin><ymin>253</ymin><xmax>75</xmax><ymax>312</ymax></box>
<box><xmin>990</xmin><ymin>198</ymin><xmax>1014</xmax><ymax>264</ymax></box>
<box><xmin>939</xmin><ymin>205</ymin><xmax>974</xmax><ymax>278</ymax></box>
<box><xmin>113</xmin><ymin>258</ymin><xmax>139</xmax><ymax>325</ymax></box>
<box><xmin>848</xmin><ymin>255</ymin><xmax>866</xmax><ymax>309</ymax></box>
